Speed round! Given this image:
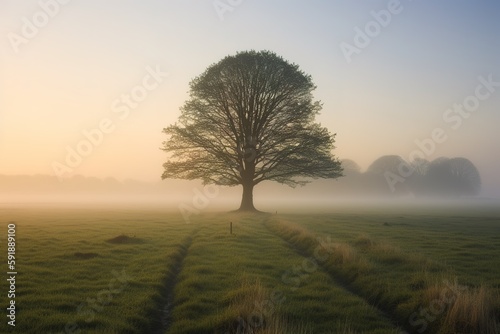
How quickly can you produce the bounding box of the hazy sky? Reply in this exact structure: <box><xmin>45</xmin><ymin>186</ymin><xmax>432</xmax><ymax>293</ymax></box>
<box><xmin>1</xmin><ymin>1</ymin><xmax>499</xmax><ymax>196</ymax></box>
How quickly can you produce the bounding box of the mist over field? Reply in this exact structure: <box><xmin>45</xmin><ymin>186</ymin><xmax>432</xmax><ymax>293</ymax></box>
<box><xmin>2</xmin><ymin>1</ymin><xmax>500</xmax><ymax>333</ymax></box>
<box><xmin>0</xmin><ymin>158</ymin><xmax>497</xmax><ymax>213</ymax></box>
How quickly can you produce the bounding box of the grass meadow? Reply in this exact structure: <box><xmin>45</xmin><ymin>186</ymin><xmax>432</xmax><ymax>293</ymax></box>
<box><xmin>0</xmin><ymin>204</ymin><xmax>499</xmax><ymax>333</ymax></box>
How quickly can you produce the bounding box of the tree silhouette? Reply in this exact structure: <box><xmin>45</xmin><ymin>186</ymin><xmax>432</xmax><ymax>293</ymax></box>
<box><xmin>366</xmin><ymin>155</ymin><xmax>410</xmax><ymax>195</ymax></box>
<box><xmin>161</xmin><ymin>51</ymin><xmax>342</xmax><ymax>211</ymax></box>
<box><xmin>407</xmin><ymin>157</ymin><xmax>431</xmax><ymax>196</ymax></box>
<box><xmin>341</xmin><ymin>159</ymin><xmax>362</xmax><ymax>176</ymax></box>
<box><xmin>425</xmin><ymin>157</ymin><xmax>481</xmax><ymax>196</ymax></box>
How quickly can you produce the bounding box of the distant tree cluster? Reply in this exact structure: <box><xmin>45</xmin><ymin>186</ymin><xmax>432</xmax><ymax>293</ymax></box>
<box><xmin>342</xmin><ymin>156</ymin><xmax>482</xmax><ymax>197</ymax></box>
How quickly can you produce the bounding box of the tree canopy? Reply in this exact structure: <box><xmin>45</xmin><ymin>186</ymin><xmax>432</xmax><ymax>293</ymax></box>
<box><xmin>161</xmin><ymin>50</ymin><xmax>343</xmax><ymax>210</ymax></box>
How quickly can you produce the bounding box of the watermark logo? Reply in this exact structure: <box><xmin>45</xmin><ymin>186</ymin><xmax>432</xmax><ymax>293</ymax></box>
<box><xmin>232</xmin><ymin>235</ymin><xmax>335</xmax><ymax>333</ymax></box>
<box><xmin>7</xmin><ymin>0</ymin><xmax>73</xmax><ymax>54</ymax></box>
<box><xmin>213</xmin><ymin>0</ymin><xmax>243</xmax><ymax>21</ymax></box>
<box><xmin>48</xmin><ymin>268</ymin><xmax>132</xmax><ymax>334</ymax></box>
<box><xmin>406</xmin><ymin>279</ymin><xmax>467</xmax><ymax>333</ymax></box>
<box><xmin>385</xmin><ymin>74</ymin><xmax>499</xmax><ymax>192</ymax></box>
<box><xmin>178</xmin><ymin>184</ymin><xmax>219</xmax><ymax>224</ymax></box>
<box><xmin>340</xmin><ymin>0</ymin><xmax>407</xmax><ymax>64</ymax></box>
<box><xmin>51</xmin><ymin>65</ymin><xmax>169</xmax><ymax>181</ymax></box>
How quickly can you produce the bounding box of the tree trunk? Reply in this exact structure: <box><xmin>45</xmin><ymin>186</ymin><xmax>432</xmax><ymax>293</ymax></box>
<box><xmin>238</xmin><ymin>181</ymin><xmax>256</xmax><ymax>211</ymax></box>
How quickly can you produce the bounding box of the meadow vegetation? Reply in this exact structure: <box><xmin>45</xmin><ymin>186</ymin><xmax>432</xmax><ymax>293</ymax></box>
<box><xmin>0</xmin><ymin>205</ymin><xmax>498</xmax><ymax>333</ymax></box>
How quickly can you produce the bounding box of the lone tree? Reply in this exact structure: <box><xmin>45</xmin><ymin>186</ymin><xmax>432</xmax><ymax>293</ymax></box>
<box><xmin>161</xmin><ymin>50</ymin><xmax>342</xmax><ymax>211</ymax></box>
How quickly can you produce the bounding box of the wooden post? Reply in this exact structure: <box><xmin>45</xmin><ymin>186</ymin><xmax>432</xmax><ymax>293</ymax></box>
<box><xmin>230</xmin><ymin>222</ymin><xmax>232</xmax><ymax>234</ymax></box>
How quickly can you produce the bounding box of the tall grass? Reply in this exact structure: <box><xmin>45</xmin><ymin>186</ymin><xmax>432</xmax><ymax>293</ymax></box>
<box><xmin>225</xmin><ymin>277</ymin><xmax>375</xmax><ymax>334</ymax></box>
<box><xmin>441</xmin><ymin>286</ymin><xmax>499</xmax><ymax>334</ymax></box>
<box><xmin>264</xmin><ymin>218</ymin><xmax>365</xmax><ymax>268</ymax></box>
<box><xmin>265</xmin><ymin>218</ymin><xmax>452</xmax><ymax>332</ymax></box>
<box><xmin>269</xmin><ymin>216</ymin><xmax>500</xmax><ymax>334</ymax></box>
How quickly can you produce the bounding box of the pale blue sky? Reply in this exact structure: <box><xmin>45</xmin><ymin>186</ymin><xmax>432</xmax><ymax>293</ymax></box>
<box><xmin>1</xmin><ymin>0</ymin><xmax>499</xmax><ymax>196</ymax></box>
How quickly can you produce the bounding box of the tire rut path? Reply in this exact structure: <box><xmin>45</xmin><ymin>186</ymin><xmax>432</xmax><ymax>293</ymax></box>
<box><xmin>262</xmin><ymin>218</ymin><xmax>410</xmax><ymax>333</ymax></box>
<box><xmin>150</xmin><ymin>229</ymin><xmax>198</xmax><ymax>334</ymax></box>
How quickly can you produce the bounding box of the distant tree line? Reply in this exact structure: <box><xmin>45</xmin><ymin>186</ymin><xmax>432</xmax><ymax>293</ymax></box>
<box><xmin>341</xmin><ymin>155</ymin><xmax>481</xmax><ymax>197</ymax></box>
<box><xmin>0</xmin><ymin>155</ymin><xmax>481</xmax><ymax>200</ymax></box>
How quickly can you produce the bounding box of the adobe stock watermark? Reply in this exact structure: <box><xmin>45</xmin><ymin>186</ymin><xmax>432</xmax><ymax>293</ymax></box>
<box><xmin>51</xmin><ymin>65</ymin><xmax>169</xmax><ymax>181</ymax></box>
<box><xmin>340</xmin><ymin>0</ymin><xmax>411</xmax><ymax>64</ymax></box>
<box><xmin>385</xmin><ymin>74</ymin><xmax>499</xmax><ymax>191</ymax></box>
<box><xmin>231</xmin><ymin>236</ymin><xmax>335</xmax><ymax>333</ymax></box>
<box><xmin>178</xmin><ymin>184</ymin><xmax>219</xmax><ymax>224</ymax></box>
<box><xmin>402</xmin><ymin>278</ymin><xmax>467</xmax><ymax>334</ymax></box>
<box><xmin>7</xmin><ymin>0</ymin><xmax>73</xmax><ymax>54</ymax></box>
<box><xmin>213</xmin><ymin>0</ymin><xmax>243</xmax><ymax>21</ymax></box>
<box><xmin>178</xmin><ymin>137</ymin><xmax>257</xmax><ymax>224</ymax></box>
<box><xmin>50</xmin><ymin>268</ymin><xmax>132</xmax><ymax>334</ymax></box>
<box><xmin>228</xmin><ymin>289</ymin><xmax>285</xmax><ymax>334</ymax></box>
<box><xmin>280</xmin><ymin>236</ymin><xmax>335</xmax><ymax>291</ymax></box>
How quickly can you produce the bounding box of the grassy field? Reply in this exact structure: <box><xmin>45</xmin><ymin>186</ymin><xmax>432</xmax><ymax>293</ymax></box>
<box><xmin>0</xmin><ymin>204</ymin><xmax>499</xmax><ymax>333</ymax></box>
